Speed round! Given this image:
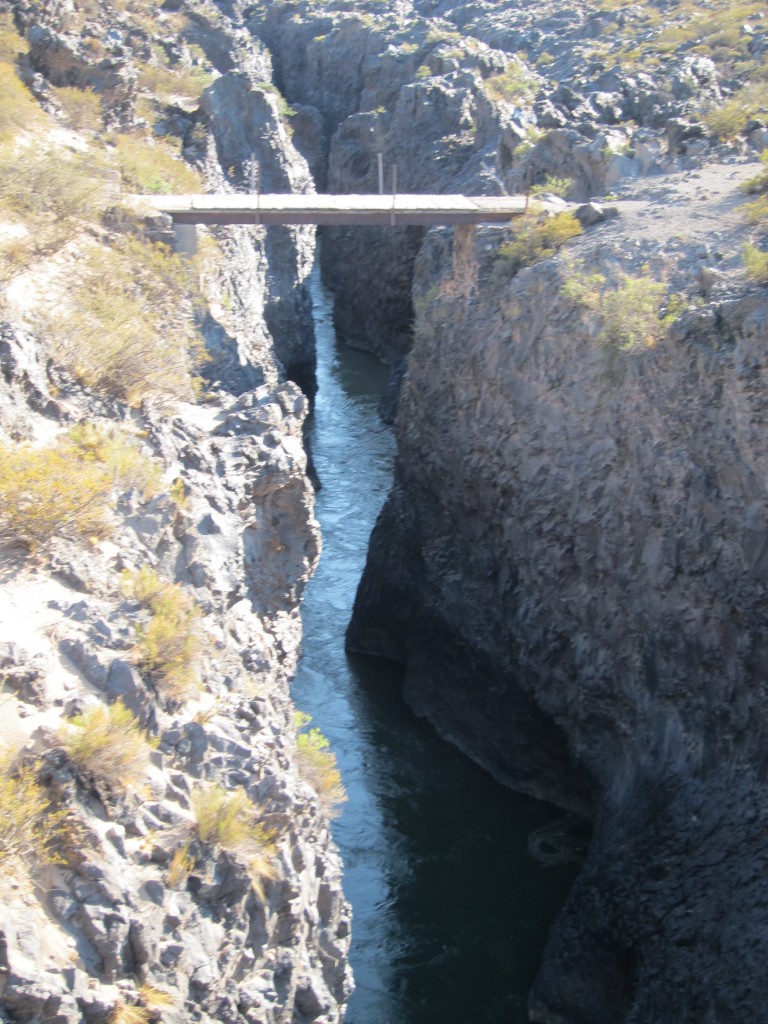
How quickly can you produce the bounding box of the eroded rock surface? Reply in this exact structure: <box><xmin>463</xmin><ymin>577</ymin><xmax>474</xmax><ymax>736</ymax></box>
<box><xmin>347</xmin><ymin>165</ymin><xmax>768</xmax><ymax>1020</ymax></box>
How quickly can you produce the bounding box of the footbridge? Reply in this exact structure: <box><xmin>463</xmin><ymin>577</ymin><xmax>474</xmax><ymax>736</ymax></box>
<box><xmin>134</xmin><ymin>192</ymin><xmax>529</xmax><ymax>252</ymax></box>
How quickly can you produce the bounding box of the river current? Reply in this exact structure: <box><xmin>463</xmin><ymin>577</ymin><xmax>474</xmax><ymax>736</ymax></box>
<box><xmin>292</xmin><ymin>265</ymin><xmax>581</xmax><ymax>1024</ymax></box>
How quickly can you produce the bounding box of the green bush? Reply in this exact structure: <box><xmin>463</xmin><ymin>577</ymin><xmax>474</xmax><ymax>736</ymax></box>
<box><xmin>496</xmin><ymin>210</ymin><xmax>583</xmax><ymax>275</ymax></box>
<box><xmin>704</xmin><ymin>81</ymin><xmax>768</xmax><ymax>140</ymax></box>
<box><xmin>485</xmin><ymin>62</ymin><xmax>536</xmax><ymax>105</ymax></box>
<box><xmin>564</xmin><ymin>264</ymin><xmax>680</xmax><ymax>352</ymax></box>
<box><xmin>743</xmin><ymin>242</ymin><xmax>768</xmax><ymax>283</ymax></box>
<box><xmin>530</xmin><ymin>175</ymin><xmax>574</xmax><ymax>199</ymax></box>
<box><xmin>743</xmin><ymin>149</ymin><xmax>768</xmax><ymax>196</ymax></box>
<box><xmin>599</xmin><ymin>275</ymin><xmax>671</xmax><ymax>350</ymax></box>
<box><xmin>61</xmin><ymin>700</ymin><xmax>156</xmax><ymax>786</ymax></box>
<box><xmin>123</xmin><ymin>567</ymin><xmax>202</xmax><ymax>701</ymax></box>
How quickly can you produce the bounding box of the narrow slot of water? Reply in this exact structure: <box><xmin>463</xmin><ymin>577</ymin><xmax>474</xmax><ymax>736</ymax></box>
<box><xmin>293</xmin><ymin>263</ymin><xmax>583</xmax><ymax>1024</ymax></box>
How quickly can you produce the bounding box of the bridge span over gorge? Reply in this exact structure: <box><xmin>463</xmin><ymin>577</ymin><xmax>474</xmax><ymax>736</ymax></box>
<box><xmin>135</xmin><ymin>192</ymin><xmax>530</xmax><ymax>252</ymax></box>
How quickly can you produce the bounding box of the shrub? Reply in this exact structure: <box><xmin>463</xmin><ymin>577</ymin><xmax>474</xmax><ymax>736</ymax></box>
<box><xmin>530</xmin><ymin>175</ymin><xmax>574</xmax><ymax>199</ymax></box>
<box><xmin>137</xmin><ymin>54</ymin><xmax>213</xmax><ymax>107</ymax></box>
<box><xmin>743</xmin><ymin>242</ymin><xmax>768</xmax><ymax>283</ymax></box>
<box><xmin>109</xmin><ymin>1005</ymin><xmax>150</xmax><ymax>1024</ymax></box>
<box><xmin>40</xmin><ymin>234</ymin><xmax>205</xmax><ymax>406</ymax></box>
<box><xmin>485</xmin><ymin>62</ymin><xmax>536</xmax><ymax>105</ymax></box>
<box><xmin>0</xmin><ymin>63</ymin><xmax>43</xmax><ymax>140</ymax></box>
<box><xmin>123</xmin><ymin>568</ymin><xmax>202</xmax><ymax>701</ymax></box>
<box><xmin>599</xmin><ymin>275</ymin><xmax>671</xmax><ymax>350</ymax></box>
<box><xmin>53</xmin><ymin>85</ymin><xmax>103</xmax><ymax>131</ymax></box>
<box><xmin>743</xmin><ymin>149</ymin><xmax>768</xmax><ymax>195</ymax></box>
<box><xmin>0</xmin><ymin>438</ymin><xmax>115</xmax><ymax>550</ymax></box>
<box><xmin>0</xmin><ymin>14</ymin><xmax>28</xmax><ymax>63</ymax></box>
<box><xmin>191</xmin><ymin>783</ymin><xmax>277</xmax><ymax>896</ymax></box>
<box><xmin>0</xmin><ymin>748</ymin><xmax>66</xmax><ymax>868</ymax></box>
<box><xmin>61</xmin><ymin>700</ymin><xmax>156</xmax><ymax>786</ymax></box>
<box><xmin>496</xmin><ymin>210</ymin><xmax>583</xmax><ymax>275</ymax></box>
<box><xmin>0</xmin><ymin>147</ymin><xmax>107</xmax><ymax>224</ymax></box>
<box><xmin>167</xmin><ymin>840</ymin><xmax>195</xmax><ymax>888</ymax></box>
<box><xmin>564</xmin><ymin>264</ymin><xmax>679</xmax><ymax>352</ymax></box>
<box><xmin>744</xmin><ymin>195</ymin><xmax>768</xmax><ymax>224</ymax></box>
<box><xmin>112</xmin><ymin>133</ymin><xmax>202</xmax><ymax>194</ymax></box>
<box><xmin>295</xmin><ymin>712</ymin><xmax>347</xmax><ymax>813</ymax></box>
<box><xmin>67</xmin><ymin>422</ymin><xmax>162</xmax><ymax>496</ymax></box>
<box><xmin>138</xmin><ymin>985</ymin><xmax>175</xmax><ymax>1012</ymax></box>
<box><xmin>704</xmin><ymin>81</ymin><xmax>768</xmax><ymax>140</ymax></box>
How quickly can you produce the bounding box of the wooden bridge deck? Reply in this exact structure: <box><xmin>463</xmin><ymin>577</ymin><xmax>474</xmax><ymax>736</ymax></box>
<box><xmin>137</xmin><ymin>193</ymin><xmax>528</xmax><ymax>227</ymax></box>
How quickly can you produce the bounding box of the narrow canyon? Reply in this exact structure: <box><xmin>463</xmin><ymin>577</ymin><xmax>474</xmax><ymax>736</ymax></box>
<box><xmin>1</xmin><ymin>0</ymin><xmax>767</xmax><ymax>1022</ymax></box>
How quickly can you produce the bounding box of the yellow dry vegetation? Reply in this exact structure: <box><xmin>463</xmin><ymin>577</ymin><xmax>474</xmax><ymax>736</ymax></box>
<box><xmin>0</xmin><ymin>747</ymin><xmax>67</xmax><ymax>868</ymax></box>
<box><xmin>191</xmin><ymin>782</ymin><xmax>277</xmax><ymax>897</ymax></box>
<box><xmin>61</xmin><ymin>700</ymin><xmax>157</xmax><ymax>787</ymax></box>
<box><xmin>39</xmin><ymin>232</ymin><xmax>206</xmax><ymax>406</ymax></box>
<box><xmin>122</xmin><ymin>567</ymin><xmax>203</xmax><ymax>702</ymax></box>
<box><xmin>295</xmin><ymin>711</ymin><xmax>347</xmax><ymax>813</ymax></box>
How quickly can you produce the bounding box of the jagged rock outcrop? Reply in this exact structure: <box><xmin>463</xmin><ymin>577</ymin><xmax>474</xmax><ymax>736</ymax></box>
<box><xmin>0</xmin><ymin>1</ymin><xmax>352</xmax><ymax>1021</ymax></box>
<box><xmin>347</xmin><ymin>166</ymin><xmax>768</xmax><ymax>1021</ymax></box>
<box><xmin>246</xmin><ymin>0</ymin><xmax>763</xmax><ymax>371</ymax></box>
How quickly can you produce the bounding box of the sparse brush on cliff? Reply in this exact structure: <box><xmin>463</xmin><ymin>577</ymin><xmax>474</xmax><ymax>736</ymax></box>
<box><xmin>137</xmin><ymin>45</ymin><xmax>213</xmax><ymax>107</ymax></box>
<box><xmin>0</xmin><ymin>421</ymin><xmax>162</xmax><ymax>550</ymax></box>
<box><xmin>68</xmin><ymin>422</ymin><xmax>162</xmax><ymax>496</ymax></box>
<box><xmin>192</xmin><ymin>783</ymin><xmax>277</xmax><ymax>897</ymax></box>
<box><xmin>109</xmin><ymin>1003</ymin><xmax>151</xmax><ymax>1024</ymax></box>
<box><xmin>530</xmin><ymin>176</ymin><xmax>574</xmax><ymax>199</ymax></box>
<box><xmin>112</xmin><ymin>133</ymin><xmax>203</xmax><ymax>194</ymax></box>
<box><xmin>0</xmin><ymin>147</ymin><xmax>109</xmax><ymax>270</ymax></box>
<box><xmin>0</xmin><ymin>63</ymin><xmax>44</xmax><ymax>140</ymax></box>
<box><xmin>704</xmin><ymin>82</ymin><xmax>768</xmax><ymax>140</ymax></box>
<box><xmin>0</xmin><ymin>437</ymin><xmax>117</xmax><ymax>550</ymax></box>
<box><xmin>742</xmin><ymin>151</ymin><xmax>768</xmax><ymax>225</ymax></box>
<box><xmin>122</xmin><ymin>567</ymin><xmax>203</xmax><ymax>702</ymax></box>
<box><xmin>53</xmin><ymin>85</ymin><xmax>104</xmax><ymax>132</ymax></box>
<box><xmin>0</xmin><ymin>748</ymin><xmax>67</xmax><ymax>869</ymax></box>
<box><xmin>0</xmin><ymin>12</ymin><xmax>27</xmax><ymax>63</ymax></box>
<box><xmin>495</xmin><ymin>211</ymin><xmax>583</xmax><ymax>276</ymax></box>
<box><xmin>742</xmin><ymin>242</ymin><xmax>768</xmax><ymax>283</ymax></box>
<box><xmin>40</xmin><ymin>233</ymin><xmax>205</xmax><ymax>406</ymax></box>
<box><xmin>563</xmin><ymin>263</ymin><xmax>683</xmax><ymax>351</ymax></box>
<box><xmin>295</xmin><ymin>712</ymin><xmax>347</xmax><ymax>814</ymax></box>
<box><xmin>484</xmin><ymin>62</ymin><xmax>537</xmax><ymax>105</ymax></box>
<box><xmin>167</xmin><ymin>840</ymin><xmax>195</xmax><ymax>888</ymax></box>
<box><xmin>61</xmin><ymin>700</ymin><xmax>157</xmax><ymax>787</ymax></box>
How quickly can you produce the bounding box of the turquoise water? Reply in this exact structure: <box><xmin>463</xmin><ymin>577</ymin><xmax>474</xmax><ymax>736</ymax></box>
<box><xmin>292</xmin><ymin>267</ymin><xmax>581</xmax><ymax>1024</ymax></box>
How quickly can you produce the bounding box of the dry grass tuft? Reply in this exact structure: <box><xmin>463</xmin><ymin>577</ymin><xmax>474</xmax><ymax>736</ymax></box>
<box><xmin>61</xmin><ymin>700</ymin><xmax>156</xmax><ymax>787</ymax></box>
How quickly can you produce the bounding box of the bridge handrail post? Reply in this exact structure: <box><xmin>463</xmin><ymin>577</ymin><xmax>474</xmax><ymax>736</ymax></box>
<box><xmin>390</xmin><ymin>163</ymin><xmax>397</xmax><ymax>227</ymax></box>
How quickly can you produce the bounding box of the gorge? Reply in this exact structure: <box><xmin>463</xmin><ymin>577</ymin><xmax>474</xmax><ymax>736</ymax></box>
<box><xmin>1</xmin><ymin>0</ymin><xmax>768</xmax><ymax>1022</ymax></box>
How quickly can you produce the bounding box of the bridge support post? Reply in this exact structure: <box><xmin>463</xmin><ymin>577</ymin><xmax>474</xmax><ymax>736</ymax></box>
<box><xmin>173</xmin><ymin>221</ymin><xmax>198</xmax><ymax>256</ymax></box>
<box><xmin>444</xmin><ymin>225</ymin><xmax>477</xmax><ymax>300</ymax></box>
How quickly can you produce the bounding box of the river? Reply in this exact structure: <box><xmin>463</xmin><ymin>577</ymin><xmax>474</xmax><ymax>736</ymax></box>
<box><xmin>292</xmin><ymin>264</ymin><xmax>583</xmax><ymax>1024</ymax></box>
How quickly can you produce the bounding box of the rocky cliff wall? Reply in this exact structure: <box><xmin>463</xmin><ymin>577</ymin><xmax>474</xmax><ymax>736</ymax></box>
<box><xmin>0</xmin><ymin>1</ymin><xmax>352</xmax><ymax>1022</ymax></box>
<box><xmin>246</xmin><ymin>0</ymin><xmax>757</xmax><ymax>371</ymax></box>
<box><xmin>347</xmin><ymin>167</ymin><xmax>768</xmax><ymax>1021</ymax></box>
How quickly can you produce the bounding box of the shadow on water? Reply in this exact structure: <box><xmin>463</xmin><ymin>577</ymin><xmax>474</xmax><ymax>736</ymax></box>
<box><xmin>293</xmin><ymin>263</ymin><xmax>584</xmax><ymax>1024</ymax></box>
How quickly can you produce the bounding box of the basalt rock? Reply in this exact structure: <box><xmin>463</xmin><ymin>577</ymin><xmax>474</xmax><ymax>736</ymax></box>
<box><xmin>347</xmin><ymin>170</ymin><xmax>768</xmax><ymax>1020</ymax></box>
